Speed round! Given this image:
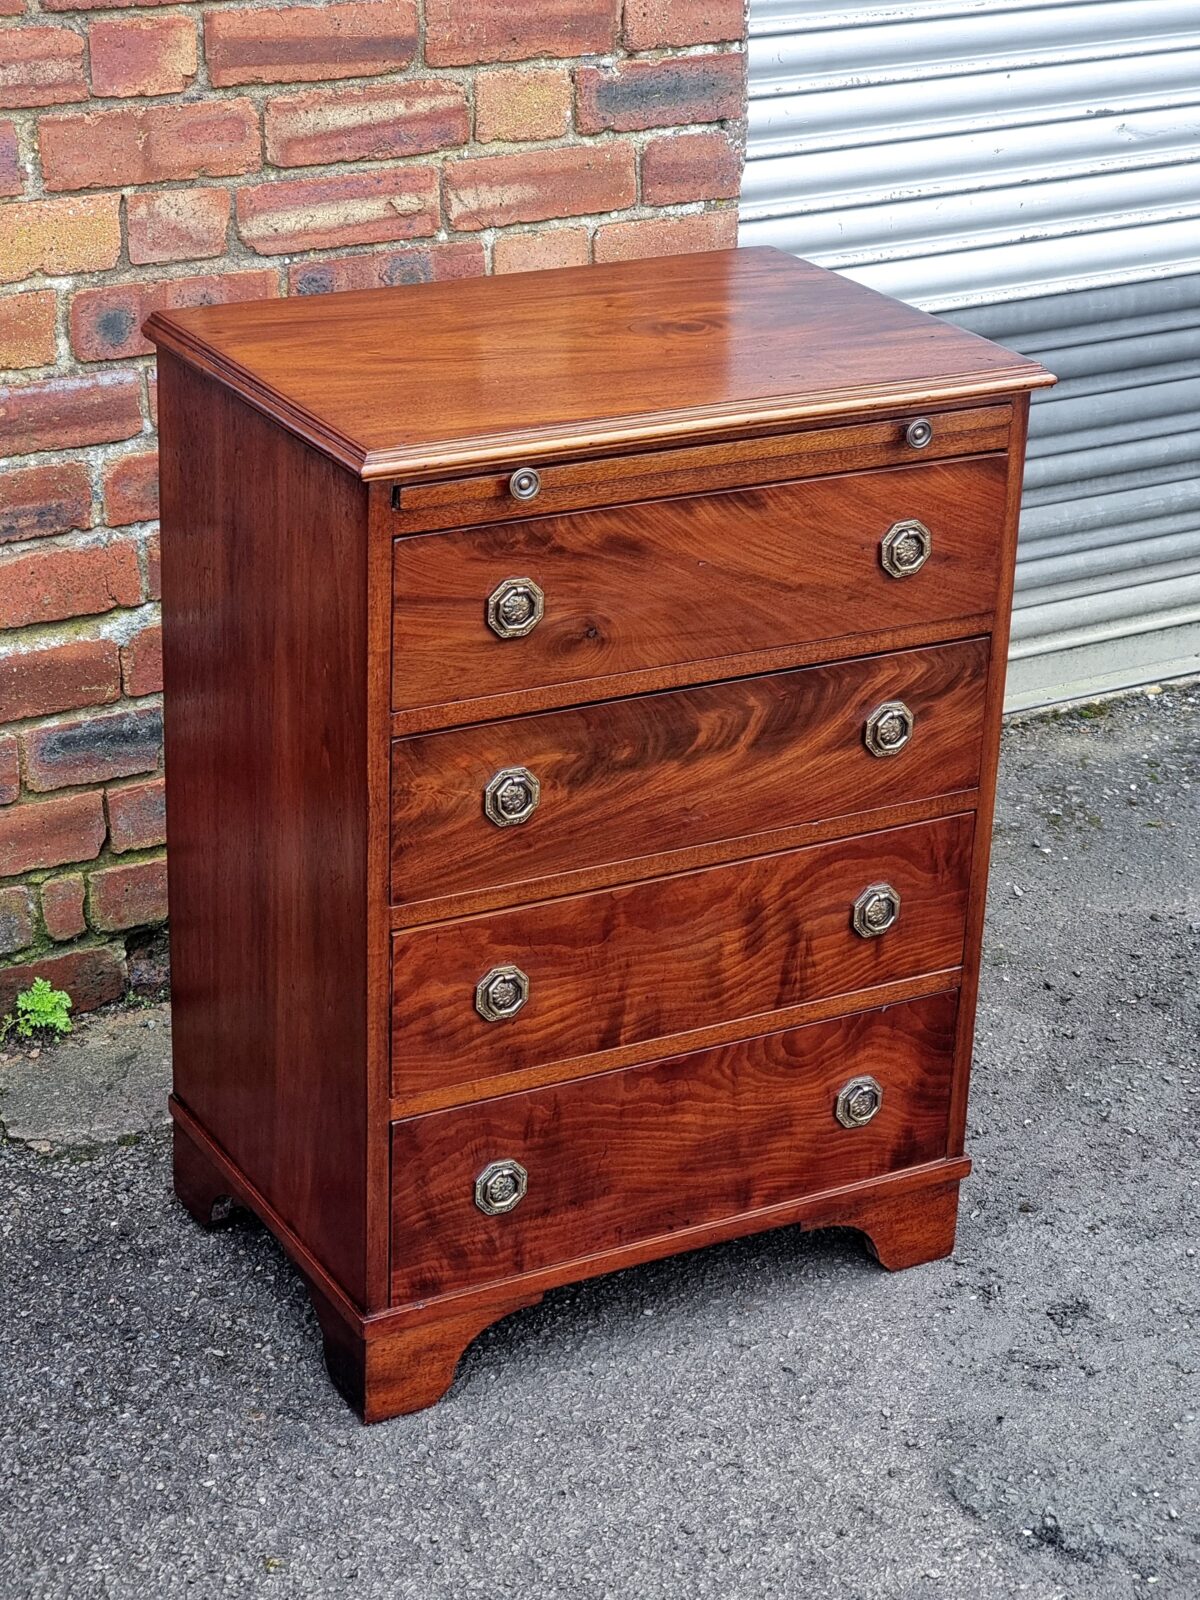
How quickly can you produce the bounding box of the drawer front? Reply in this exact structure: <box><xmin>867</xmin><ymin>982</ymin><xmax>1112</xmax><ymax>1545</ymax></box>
<box><xmin>390</xmin><ymin>813</ymin><xmax>973</xmax><ymax>1096</ymax></box>
<box><xmin>391</xmin><ymin>639</ymin><xmax>988</xmax><ymax>907</ymax></box>
<box><xmin>390</xmin><ymin>456</ymin><xmax>1007</xmax><ymax>711</ymax></box>
<box><xmin>389</xmin><ymin>991</ymin><xmax>959</xmax><ymax>1303</ymax></box>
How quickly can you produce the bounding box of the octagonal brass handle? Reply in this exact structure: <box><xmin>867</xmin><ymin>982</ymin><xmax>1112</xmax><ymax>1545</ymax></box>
<box><xmin>486</xmin><ymin>576</ymin><xmax>544</xmax><ymax>639</ymax></box>
<box><xmin>835</xmin><ymin>1075</ymin><xmax>883</xmax><ymax>1129</ymax></box>
<box><xmin>474</xmin><ymin>964</ymin><xmax>529</xmax><ymax>1022</ymax></box>
<box><xmin>852</xmin><ymin>882</ymin><xmax>901</xmax><ymax>938</ymax></box>
<box><xmin>484</xmin><ymin>766</ymin><xmax>540</xmax><ymax>828</ymax></box>
<box><xmin>864</xmin><ymin>700</ymin><xmax>914</xmax><ymax>758</ymax></box>
<box><xmin>475</xmin><ymin>1159</ymin><xmax>528</xmax><ymax>1215</ymax></box>
<box><xmin>880</xmin><ymin>520</ymin><xmax>931</xmax><ymax>578</ymax></box>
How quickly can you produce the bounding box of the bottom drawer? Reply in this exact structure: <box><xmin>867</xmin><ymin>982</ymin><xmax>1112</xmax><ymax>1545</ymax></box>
<box><xmin>389</xmin><ymin>990</ymin><xmax>959</xmax><ymax>1304</ymax></box>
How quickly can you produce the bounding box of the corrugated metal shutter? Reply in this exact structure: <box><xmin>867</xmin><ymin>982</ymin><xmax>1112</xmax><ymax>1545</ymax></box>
<box><xmin>742</xmin><ymin>0</ymin><xmax>1200</xmax><ymax>707</ymax></box>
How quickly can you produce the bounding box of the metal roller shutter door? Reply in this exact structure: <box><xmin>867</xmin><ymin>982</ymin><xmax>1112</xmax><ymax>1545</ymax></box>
<box><xmin>742</xmin><ymin>0</ymin><xmax>1200</xmax><ymax>708</ymax></box>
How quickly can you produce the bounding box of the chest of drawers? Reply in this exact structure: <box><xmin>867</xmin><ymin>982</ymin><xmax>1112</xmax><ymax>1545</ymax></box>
<box><xmin>148</xmin><ymin>247</ymin><xmax>1052</xmax><ymax>1421</ymax></box>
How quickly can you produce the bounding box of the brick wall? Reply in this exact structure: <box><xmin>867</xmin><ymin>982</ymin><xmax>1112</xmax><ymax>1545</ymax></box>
<box><xmin>0</xmin><ymin>0</ymin><xmax>748</xmax><ymax>1012</ymax></box>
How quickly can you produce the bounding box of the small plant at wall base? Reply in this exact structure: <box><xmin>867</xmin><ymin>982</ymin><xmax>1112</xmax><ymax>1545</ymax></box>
<box><xmin>1</xmin><ymin>979</ymin><xmax>74</xmax><ymax>1045</ymax></box>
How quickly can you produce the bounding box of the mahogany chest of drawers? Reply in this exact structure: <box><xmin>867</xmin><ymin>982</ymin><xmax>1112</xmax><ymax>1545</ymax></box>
<box><xmin>147</xmin><ymin>247</ymin><xmax>1052</xmax><ymax>1421</ymax></box>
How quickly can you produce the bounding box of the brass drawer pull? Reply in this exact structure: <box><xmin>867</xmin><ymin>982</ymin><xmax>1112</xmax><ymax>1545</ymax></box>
<box><xmin>905</xmin><ymin>416</ymin><xmax>933</xmax><ymax>449</ymax></box>
<box><xmin>484</xmin><ymin>766</ymin><xmax>540</xmax><ymax>827</ymax></box>
<box><xmin>486</xmin><ymin>576</ymin><xmax>544</xmax><ymax>639</ymax></box>
<box><xmin>509</xmin><ymin>467</ymin><xmax>541</xmax><ymax>501</ymax></box>
<box><xmin>880</xmin><ymin>519</ymin><xmax>931</xmax><ymax>577</ymax></box>
<box><xmin>474</xmin><ymin>964</ymin><xmax>529</xmax><ymax>1021</ymax></box>
<box><xmin>864</xmin><ymin>700</ymin><xmax>914</xmax><ymax>757</ymax></box>
<box><xmin>835</xmin><ymin>1076</ymin><xmax>884</xmax><ymax>1128</ymax></box>
<box><xmin>475</xmin><ymin>1159</ymin><xmax>528</xmax><ymax>1215</ymax></box>
<box><xmin>852</xmin><ymin>882</ymin><xmax>900</xmax><ymax>938</ymax></box>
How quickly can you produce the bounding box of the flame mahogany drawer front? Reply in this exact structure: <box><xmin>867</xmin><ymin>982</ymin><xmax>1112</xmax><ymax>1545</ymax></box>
<box><xmin>390</xmin><ymin>456</ymin><xmax>1008</xmax><ymax>715</ymax></box>
<box><xmin>389</xmin><ymin>992</ymin><xmax>961</xmax><ymax>1303</ymax></box>
<box><xmin>390</xmin><ymin>638</ymin><xmax>989</xmax><ymax>911</ymax></box>
<box><xmin>150</xmin><ymin>246</ymin><xmax>1051</xmax><ymax>1421</ymax></box>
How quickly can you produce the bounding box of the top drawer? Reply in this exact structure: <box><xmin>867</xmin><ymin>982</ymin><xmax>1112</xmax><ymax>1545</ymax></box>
<box><xmin>391</xmin><ymin>456</ymin><xmax>1008</xmax><ymax>715</ymax></box>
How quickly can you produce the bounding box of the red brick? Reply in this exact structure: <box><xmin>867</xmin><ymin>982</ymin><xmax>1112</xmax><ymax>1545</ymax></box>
<box><xmin>23</xmin><ymin>703</ymin><xmax>161</xmax><ymax>793</ymax></box>
<box><xmin>475</xmin><ymin>67</ymin><xmax>571</xmax><ymax>143</ymax></box>
<box><xmin>0</xmin><ymin>373</ymin><xmax>142</xmax><ymax>455</ymax></box>
<box><xmin>265</xmin><ymin>80</ymin><xmax>466</xmax><ymax>169</ymax></box>
<box><xmin>0</xmin><ymin>26</ymin><xmax>86</xmax><ymax>109</ymax></box>
<box><xmin>0</xmin><ymin>1</ymin><xmax>22</xmax><ymax>18</ymax></box>
<box><xmin>493</xmin><ymin>226</ymin><xmax>590</xmax><ymax>274</ymax></box>
<box><xmin>425</xmin><ymin>0</ymin><xmax>615</xmax><ymax>65</ymax></box>
<box><xmin>623</xmin><ymin>0</ymin><xmax>745</xmax><ymax>48</ymax></box>
<box><xmin>0</xmin><ymin>119</ymin><xmax>20</xmax><ymax>196</ymax></box>
<box><xmin>0</xmin><ymin>792</ymin><xmax>106</xmax><ymax>876</ymax></box>
<box><xmin>146</xmin><ymin>372</ymin><xmax>158</xmax><ymax>426</ymax></box>
<box><xmin>576</xmin><ymin>52</ymin><xmax>744</xmax><ymax>134</ymax></box>
<box><xmin>1</xmin><ymin>463</ymin><xmax>93</xmax><ymax>546</ymax></box>
<box><xmin>237</xmin><ymin>167</ymin><xmax>439</xmax><ymax>255</ymax></box>
<box><xmin>205</xmin><ymin>2</ymin><xmax>416</xmax><ymax>87</ymax></box>
<box><xmin>88</xmin><ymin>855</ymin><xmax>167</xmax><ymax>931</ymax></box>
<box><xmin>0</xmin><ymin>540</ymin><xmax>142</xmax><ymax>630</ymax></box>
<box><xmin>102</xmin><ymin>451</ymin><xmax>158</xmax><ymax>526</ymax></box>
<box><xmin>88</xmin><ymin>15</ymin><xmax>198</xmax><ymax>97</ymax></box>
<box><xmin>445</xmin><ymin>144</ymin><xmax>636</xmax><ymax>231</ymax></box>
<box><xmin>0</xmin><ymin>735</ymin><xmax>17</xmax><ymax>806</ymax></box>
<box><xmin>0</xmin><ymin>945</ymin><xmax>126</xmax><ymax>1016</ymax></box>
<box><xmin>0</xmin><ymin>638</ymin><xmax>120</xmax><ymax>723</ymax></box>
<box><xmin>0</xmin><ymin>290</ymin><xmax>56</xmax><ymax>370</ymax></box>
<box><xmin>0</xmin><ymin>195</ymin><xmax>121</xmax><ymax>284</ymax></box>
<box><xmin>288</xmin><ymin>239</ymin><xmax>484</xmax><ymax>295</ymax></box>
<box><xmin>0</xmin><ymin>885</ymin><xmax>34</xmax><ymax>955</ymax></box>
<box><xmin>593</xmin><ymin>207</ymin><xmax>738</xmax><ymax>262</ymax></box>
<box><xmin>40</xmin><ymin>873</ymin><xmax>86</xmax><ymax>941</ymax></box>
<box><xmin>120</xmin><ymin>624</ymin><xmax>161</xmax><ymax>696</ymax></box>
<box><xmin>106</xmin><ymin>775</ymin><xmax>165</xmax><ymax>853</ymax></box>
<box><xmin>642</xmin><ymin>129</ymin><xmax>741</xmax><ymax>205</ymax></box>
<box><xmin>70</xmin><ymin>269</ymin><xmax>278</xmax><ymax>363</ymax></box>
<box><xmin>146</xmin><ymin>531</ymin><xmax>161</xmax><ymax>600</ymax></box>
<box><xmin>126</xmin><ymin>187</ymin><xmax>229</xmax><ymax>265</ymax></box>
<box><xmin>40</xmin><ymin>99</ymin><xmax>259</xmax><ymax>191</ymax></box>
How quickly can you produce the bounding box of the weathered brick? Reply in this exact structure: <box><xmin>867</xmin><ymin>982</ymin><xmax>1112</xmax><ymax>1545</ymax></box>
<box><xmin>288</xmin><ymin>239</ymin><xmax>484</xmax><ymax>295</ymax></box>
<box><xmin>593</xmin><ymin>207</ymin><xmax>737</xmax><ymax>262</ymax></box>
<box><xmin>70</xmin><ymin>268</ymin><xmax>278</xmax><ymax>363</ymax></box>
<box><xmin>206</xmin><ymin>2</ymin><xmax>417</xmax><ymax>87</ymax></box>
<box><xmin>642</xmin><ymin>129</ymin><xmax>740</xmax><ymax>205</ymax></box>
<box><xmin>493</xmin><ymin>226</ymin><xmax>590</xmax><ymax>274</ymax></box>
<box><xmin>623</xmin><ymin>0</ymin><xmax>745</xmax><ymax>48</ymax></box>
<box><xmin>0</xmin><ymin>119</ymin><xmax>20</xmax><ymax>196</ymax></box>
<box><xmin>23</xmin><ymin>704</ymin><xmax>162</xmax><ymax>793</ymax></box>
<box><xmin>102</xmin><ymin>451</ymin><xmax>158</xmax><ymax>526</ymax></box>
<box><xmin>146</xmin><ymin>531</ymin><xmax>160</xmax><ymax>600</ymax></box>
<box><xmin>0</xmin><ymin>792</ymin><xmax>106</xmax><ymax>876</ymax></box>
<box><xmin>0</xmin><ymin>373</ymin><xmax>143</xmax><ymax>455</ymax></box>
<box><xmin>120</xmin><ymin>624</ymin><xmax>161</xmax><ymax>696</ymax></box>
<box><xmin>0</xmin><ymin>944</ymin><xmax>126</xmax><ymax>1016</ymax></box>
<box><xmin>106</xmin><ymin>775</ymin><xmax>165</xmax><ymax>853</ymax></box>
<box><xmin>237</xmin><ymin>167</ymin><xmax>439</xmax><ymax>255</ymax></box>
<box><xmin>126</xmin><ymin>188</ymin><xmax>229</xmax><ymax>266</ymax></box>
<box><xmin>0</xmin><ymin>540</ymin><xmax>142</xmax><ymax>630</ymax></box>
<box><xmin>576</xmin><ymin>53</ymin><xmax>744</xmax><ymax>134</ymax></box>
<box><xmin>40</xmin><ymin>100</ymin><xmax>259</xmax><ymax>191</ymax></box>
<box><xmin>425</xmin><ymin>0</ymin><xmax>615</xmax><ymax>65</ymax></box>
<box><xmin>0</xmin><ymin>290</ymin><xmax>57</xmax><ymax>370</ymax></box>
<box><xmin>0</xmin><ymin>26</ymin><xmax>87</xmax><ymax>109</ymax></box>
<box><xmin>0</xmin><ymin>195</ymin><xmax>121</xmax><ymax>284</ymax></box>
<box><xmin>0</xmin><ymin>886</ymin><xmax>35</xmax><ymax>955</ymax></box>
<box><xmin>475</xmin><ymin>67</ymin><xmax>571</xmax><ymax>143</ymax></box>
<box><xmin>0</xmin><ymin>735</ymin><xmax>18</xmax><ymax>806</ymax></box>
<box><xmin>0</xmin><ymin>464</ymin><xmax>92</xmax><ymax>546</ymax></box>
<box><xmin>266</xmin><ymin>80</ymin><xmax>467</xmax><ymax>168</ymax></box>
<box><xmin>88</xmin><ymin>16</ymin><xmax>198</xmax><ymax>98</ymax></box>
<box><xmin>445</xmin><ymin>144</ymin><xmax>636</xmax><ymax>231</ymax></box>
<box><xmin>88</xmin><ymin>855</ymin><xmax>167</xmax><ymax>931</ymax></box>
<box><xmin>40</xmin><ymin>873</ymin><xmax>86</xmax><ymax>941</ymax></box>
<box><xmin>0</xmin><ymin>638</ymin><xmax>121</xmax><ymax>723</ymax></box>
